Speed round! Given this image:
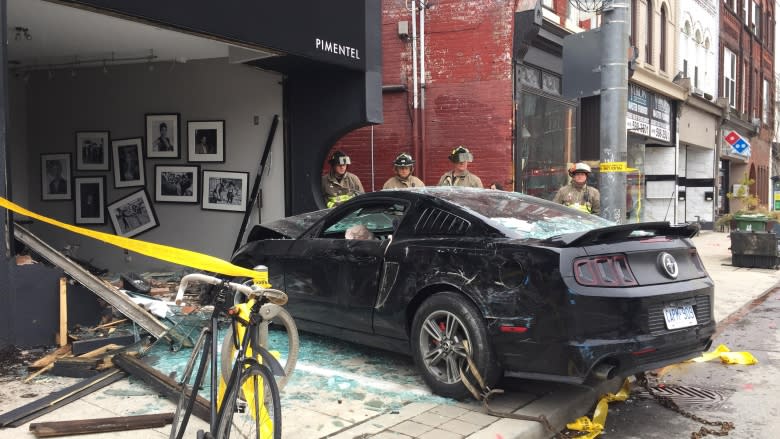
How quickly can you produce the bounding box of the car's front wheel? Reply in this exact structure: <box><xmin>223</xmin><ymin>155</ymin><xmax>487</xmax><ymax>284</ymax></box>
<box><xmin>411</xmin><ymin>292</ymin><xmax>501</xmax><ymax>399</ymax></box>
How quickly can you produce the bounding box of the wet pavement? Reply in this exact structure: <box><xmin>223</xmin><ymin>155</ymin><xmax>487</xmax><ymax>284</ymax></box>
<box><xmin>0</xmin><ymin>230</ymin><xmax>777</xmax><ymax>439</ymax></box>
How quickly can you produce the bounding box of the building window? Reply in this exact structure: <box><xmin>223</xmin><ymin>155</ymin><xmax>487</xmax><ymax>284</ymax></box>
<box><xmin>631</xmin><ymin>0</ymin><xmax>638</xmax><ymax>45</ymax></box>
<box><xmin>683</xmin><ymin>59</ymin><xmax>688</xmax><ymax>78</ymax></box>
<box><xmin>659</xmin><ymin>5</ymin><xmax>667</xmax><ymax>71</ymax></box>
<box><xmin>751</xmin><ymin>2</ymin><xmax>761</xmax><ymax>37</ymax></box>
<box><xmin>542</xmin><ymin>0</ymin><xmax>555</xmax><ymax>10</ymax></box>
<box><xmin>742</xmin><ymin>0</ymin><xmax>749</xmax><ymax>22</ymax></box>
<box><xmin>646</xmin><ymin>0</ymin><xmax>653</xmax><ymax>64</ymax></box>
<box><xmin>762</xmin><ymin>78</ymin><xmax>769</xmax><ymax>124</ymax></box>
<box><xmin>723</xmin><ymin>48</ymin><xmax>736</xmax><ymax>108</ymax></box>
<box><xmin>694</xmin><ymin>66</ymin><xmax>699</xmax><ymax>89</ymax></box>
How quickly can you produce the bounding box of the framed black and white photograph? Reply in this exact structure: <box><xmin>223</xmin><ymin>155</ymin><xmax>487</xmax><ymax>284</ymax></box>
<box><xmin>188</xmin><ymin>120</ymin><xmax>225</xmax><ymax>163</ymax></box>
<box><xmin>155</xmin><ymin>165</ymin><xmax>199</xmax><ymax>203</ymax></box>
<box><xmin>202</xmin><ymin>170</ymin><xmax>248</xmax><ymax>212</ymax></box>
<box><xmin>112</xmin><ymin>137</ymin><xmax>145</xmax><ymax>188</ymax></box>
<box><xmin>145</xmin><ymin>113</ymin><xmax>180</xmax><ymax>159</ymax></box>
<box><xmin>107</xmin><ymin>189</ymin><xmax>159</xmax><ymax>237</ymax></box>
<box><xmin>74</xmin><ymin>176</ymin><xmax>106</xmax><ymax>225</ymax></box>
<box><xmin>75</xmin><ymin>131</ymin><xmax>110</xmax><ymax>171</ymax></box>
<box><xmin>41</xmin><ymin>153</ymin><xmax>72</xmax><ymax>200</ymax></box>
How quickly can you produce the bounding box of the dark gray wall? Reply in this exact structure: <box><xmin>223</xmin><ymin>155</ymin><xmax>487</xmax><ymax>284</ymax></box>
<box><xmin>12</xmin><ymin>58</ymin><xmax>284</xmax><ymax>273</ymax></box>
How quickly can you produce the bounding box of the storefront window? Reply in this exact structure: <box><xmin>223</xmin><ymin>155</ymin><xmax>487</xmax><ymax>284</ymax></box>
<box><xmin>627</xmin><ymin>142</ymin><xmax>647</xmax><ymax>223</ymax></box>
<box><xmin>518</xmin><ymin>90</ymin><xmax>577</xmax><ymax>201</ymax></box>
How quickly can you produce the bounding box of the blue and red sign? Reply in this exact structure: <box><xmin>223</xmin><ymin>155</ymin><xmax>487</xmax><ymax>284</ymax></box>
<box><xmin>725</xmin><ymin>130</ymin><xmax>751</xmax><ymax>156</ymax></box>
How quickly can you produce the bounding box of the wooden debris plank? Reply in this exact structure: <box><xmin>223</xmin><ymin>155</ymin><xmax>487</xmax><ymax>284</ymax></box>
<box><xmin>92</xmin><ymin>319</ymin><xmax>128</xmax><ymax>330</ymax></box>
<box><xmin>58</xmin><ymin>277</ymin><xmax>68</xmax><ymax>347</ymax></box>
<box><xmin>72</xmin><ymin>335</ymin><xmax>135</xmax><ymax>355</ymax></box>
<box><xmin>30</xmin><ymin>345</ymin><xmax>71</xmax><ymax>369</ymax></box>
<box><xmin>76</xmin><ymin>343</ymin><xmax>123</xmax><ymax>359</ymax></box>
<box><xmin>0</xmin><ymin>369</ymin><xmax>127</xmax><ymax>428</ymax></box>
<box><xmin>28</xmin><ymin>412</ymin><xmax>174</xmax><ymax>438</ymax></box>
<box><xmin>113</xmin><ymin>353</ymin><xmax>210</xmax><ymax>422</ymax></box>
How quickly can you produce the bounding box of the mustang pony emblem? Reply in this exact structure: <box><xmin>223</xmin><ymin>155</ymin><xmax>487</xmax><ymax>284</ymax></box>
<box><xmin>658</xmin><ymin>252</ymin><xmax>679</xmax><ymax>279</ymax></box>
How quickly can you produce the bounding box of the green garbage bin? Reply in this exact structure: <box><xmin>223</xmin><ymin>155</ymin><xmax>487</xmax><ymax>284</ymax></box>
<box><xmin>734</xmin><ymin>214</ymin><xmax>769</xmax><ymax>232</ymax></box>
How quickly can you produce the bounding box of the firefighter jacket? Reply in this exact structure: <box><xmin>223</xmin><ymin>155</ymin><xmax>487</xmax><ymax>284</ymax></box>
<box><xmin>322</xmin><ymin>171</ymin><xmax>364</xmax><ymax>208</ymax></box>
<box><xmin>437</xmin><ymin>170</ymin><xmax>483</xmax><ymax>188</ymax></box>
<box><xmin>552</xmin><ymin>182</ymin><xmax>600</xmax><ymax>215</ymax></box>
<box><xmin>383</xmin><ymin>175</ymin><xmax>425</xmax><ymax>189</ymax></box>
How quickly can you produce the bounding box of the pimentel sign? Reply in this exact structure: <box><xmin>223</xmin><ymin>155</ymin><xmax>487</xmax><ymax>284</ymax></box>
<box><xmin>725</xmin><ymin>131</ymin><xmax>751</xmax><ymax>157</ymax></box>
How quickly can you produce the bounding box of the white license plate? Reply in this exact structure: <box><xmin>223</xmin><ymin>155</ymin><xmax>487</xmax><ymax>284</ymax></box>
<box><xmin>663</xmin><ymin>303</ymin><xmax>698</xmax><ymax>330</ymax></box>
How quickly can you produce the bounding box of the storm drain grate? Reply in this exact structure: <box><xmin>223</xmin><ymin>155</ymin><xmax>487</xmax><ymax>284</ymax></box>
<box><xmin>635</xmin><ymin>384</ymin><xmax>730</xmax><ymax>409</ymax></box>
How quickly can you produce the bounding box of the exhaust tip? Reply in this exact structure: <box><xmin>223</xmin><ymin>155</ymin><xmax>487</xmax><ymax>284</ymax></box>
<box><xmin>592</xmin><ymin>363</ymin><xmax>618</xmax><ymax>381</ymax></box>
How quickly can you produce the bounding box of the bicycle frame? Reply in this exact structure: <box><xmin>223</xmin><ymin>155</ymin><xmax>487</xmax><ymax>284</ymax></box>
<box><xmin>171</xmin><ymin>274</ymin><xmax>286</xmax><ymax>439</ymax></box>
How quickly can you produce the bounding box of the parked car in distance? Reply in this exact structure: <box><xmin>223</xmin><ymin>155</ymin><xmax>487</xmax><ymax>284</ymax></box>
<box><xmin>232</xmin><ymin>187</ymin><xmax>715</xmax><ymax>399</ymax></box>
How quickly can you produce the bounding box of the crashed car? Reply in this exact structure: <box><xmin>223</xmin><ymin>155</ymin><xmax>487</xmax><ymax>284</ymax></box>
<box><xmin>232</xmin><ymin>187</ymin><xmax>714</xmax><ymax>399</ymax></box>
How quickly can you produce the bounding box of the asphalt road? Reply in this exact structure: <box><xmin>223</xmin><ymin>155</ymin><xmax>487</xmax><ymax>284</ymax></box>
<box><xmin>602</xmin><ymin>287</ymin><xmax>780</xmax><ymax>439</ymax></box>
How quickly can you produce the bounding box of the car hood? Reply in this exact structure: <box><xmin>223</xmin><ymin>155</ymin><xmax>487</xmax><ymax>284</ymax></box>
<box><xmin>254</xmin><ymin>209</ymin><xmax>329</xmax><ymax>239</ymax></box>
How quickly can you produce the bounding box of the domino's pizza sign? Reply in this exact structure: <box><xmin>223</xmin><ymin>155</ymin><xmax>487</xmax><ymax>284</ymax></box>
<box><xmin>725</xmin><ymin>130</ymin><xmax>751</xmax><ymax>157</ymax></box>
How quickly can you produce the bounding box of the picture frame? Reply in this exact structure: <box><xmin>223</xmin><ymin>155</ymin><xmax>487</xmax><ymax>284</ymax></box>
<box><xmin>74</xmin><ymin>176</ymin><xmax>106</xmax><ymax>225</ymax></box>
<box><xmin>145</xmin><ymin>113</ymin><xmax>180</xmax><ymax>159</ymax></box>
<box><xmin>107</xmin><ymin>189</ymin><xmax>159</xmax><ymax>237</ymax></box>
<box><xmin>155</xmin><ymin>165</ymin><xmax>200</xmax><ymax>203</ymax></box>
<box><xmin>112</xmin><ymin>137</ymin><xmax>145</xmax><ymax>188</ymax></box>
<box><xmin>41</xmin><ymin>153</ymin><xmax>72</xmax><ymax>200</ymax></box>
<box><xmin>187</xmin><ymin>120</ymin><xmax>225</xmax><ymax>163</ymax></box>
<box><xmin>75</xmin><ymin>131</ymin><xmax>110</xmax><ymax>171</ymax></box>
<box><xmin>202</xmin><ymin>170</ymin><xmax>249</xmax><ymax>212</ymax></box>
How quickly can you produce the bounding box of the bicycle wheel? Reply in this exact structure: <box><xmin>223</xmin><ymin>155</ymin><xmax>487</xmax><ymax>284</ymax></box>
<box><xmin>221</xmin><ymin>305</ymin><xmax>298</xmax><ymax>390</ymax></box>
<box><xmin>170</xmin><ymin>329</ymin><xmax>211</xmax><ymax>439</ymax></box>
<box><xmin>216</xmin><ymin>362</ymin><xmax>281</xmax><ymax>439</ymax></box>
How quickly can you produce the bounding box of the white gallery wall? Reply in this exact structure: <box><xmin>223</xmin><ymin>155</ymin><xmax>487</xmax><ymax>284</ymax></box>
<box><xmin>9</xmin><ymin>58</ymin><xmax>284</xmax><ymax>273</ymax></box>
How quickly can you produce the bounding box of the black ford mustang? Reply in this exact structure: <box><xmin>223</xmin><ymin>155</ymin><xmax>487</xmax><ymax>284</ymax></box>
<box><xmin>232</xmin><ymin>187</ymin><xmax>714</xmax><ymax>399</ymax></box>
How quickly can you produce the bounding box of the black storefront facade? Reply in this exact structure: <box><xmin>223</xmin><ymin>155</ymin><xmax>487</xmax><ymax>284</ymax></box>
<box><xmin>0</xmin><ymin>0</ymin><xmax>381</xmax><ymax>347</ymax></box>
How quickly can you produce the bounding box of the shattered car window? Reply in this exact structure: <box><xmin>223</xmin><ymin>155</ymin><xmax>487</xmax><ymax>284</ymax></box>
<box><xmin>324</xmin><ymin>203</ymin><xmax>407</xmax><ymax>236</ymax></box>
<box><xmin>411</xmin><ymin>187</ymin><xmax>614</xmax><ymax>239</ymax></box>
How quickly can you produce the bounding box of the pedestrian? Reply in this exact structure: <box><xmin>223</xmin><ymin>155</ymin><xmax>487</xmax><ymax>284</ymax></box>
<box><xmin>552</xmin><ymin>162</ymin><xmax>600</xmax><ymax>215</ymax></box>
<box><xmin>383</xmin><ymin>153</ymin><xmax>425</xmax><ymax>189</ymax></box>
<box><xmin>322</xmin><ymin>150</ymin><xmax>364</xmax><ymax>208</ymax></box>
<box><xmin>437</xmin><ymin>146</ymin><xmax>483</xmax><ymax>188</ymax></box>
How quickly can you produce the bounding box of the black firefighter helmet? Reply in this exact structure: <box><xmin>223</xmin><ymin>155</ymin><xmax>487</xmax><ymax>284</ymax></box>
<box><xmin>328</xmin><ymin>150</ymin><xmax>351</xmax><ymax>166</ymax></box>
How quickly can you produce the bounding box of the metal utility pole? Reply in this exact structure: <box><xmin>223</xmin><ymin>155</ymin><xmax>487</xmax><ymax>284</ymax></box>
<box><xmin>598</xmin><ymin>0</ymin><xmax>629</xmax><ymax>223</ymax></box>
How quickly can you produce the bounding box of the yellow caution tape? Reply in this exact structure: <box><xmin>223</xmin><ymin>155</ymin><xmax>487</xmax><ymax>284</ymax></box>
<box><xmin>0</xmin><ymin>196</ymin><xmax>269</xmax><ymax>285</ymax></box>
<box><xmin>689</xmin><ymin>343</ymin><xmax>758</xmax><ymax>365</ymax></box>
<box><xmin>566</xmin><ymin>378</ymin><xmax>631</xmax><ymax>438</ymax></box>
<box><xmin>599</xmin><ymin>162</ymin><xmax>638</xmax><ymax>173</ymax></box>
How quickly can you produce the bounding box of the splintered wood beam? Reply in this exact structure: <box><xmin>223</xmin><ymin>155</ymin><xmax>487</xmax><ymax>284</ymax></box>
<box><xmin>29</xmin><ymin>413</ymin><xmax>174</xmax><ymax>437</ymax></box>
<box><xmin>30</xmin><ymin>345</ymin><xmax>72</xmax><ymax>369</ymax></box>
<box><xmin>58</xmin><ymin>277</ymin><xmax>68</xmax><ymax>347</ymax></box>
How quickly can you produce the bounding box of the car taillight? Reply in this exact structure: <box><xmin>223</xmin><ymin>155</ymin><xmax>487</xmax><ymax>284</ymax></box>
<box><xmin>573</xmin><ymin>254</ymin><xmax>638</xmax><ymax>287</ymax></box>
<box><xmin>690</xmin><ymin>249</ymin><xmax>706</xmax><ymax>275</ymax></box>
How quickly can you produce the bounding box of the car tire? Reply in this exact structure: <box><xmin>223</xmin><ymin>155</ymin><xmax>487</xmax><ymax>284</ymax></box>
<box><xmin>411</xmin><ymin>292</ymin><xmax>501</xmax><ymax>400</ymax></box>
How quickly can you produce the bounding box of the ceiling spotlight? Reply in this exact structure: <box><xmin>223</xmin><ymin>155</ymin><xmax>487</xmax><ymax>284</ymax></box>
<box><xmin>48</xmin><ymin>70</ymin><xmax>54</xmax><ymax>80</ymax></box>
<box><xmin>71</xmin><ymin>69</ymin><xmax>77</xmax><ymax>78</ymax></box>
<box><xmin>102</xmin><ymin>62</ymin><xmax>108</xmax><ymax>74</ymax></box>
<box><xmin>148</xmin><ymin>62</ymin><xmax>154</xmax><ymax>72</ymax></box>
<box><xmin>23</xmin><ymin>72</ymin><xmax>30</xmax><ymax>83</ymax></box>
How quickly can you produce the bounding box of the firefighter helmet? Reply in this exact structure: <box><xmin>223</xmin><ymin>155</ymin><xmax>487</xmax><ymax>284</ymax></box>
<box><xmin>328</xmin><ymin>151</ymin><xmax>351</xmax><ymax>166</ymax></box>
<box><xmin>568</xmin><ymin>162</ymin><xmax>592</xmax><ymax>177</ymax></box>
<box><xmin>393</xmin><ymin>153</ymin><xmax>415</xmax><ymax>167</ymax></box>
<box><xmin>448</xmin><ymin>146</ymin><xmax>474</xmax><ymax>163</ymax></box>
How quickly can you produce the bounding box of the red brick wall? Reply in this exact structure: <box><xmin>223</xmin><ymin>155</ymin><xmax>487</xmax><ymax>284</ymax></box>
<box><xmin>328</xmin><ymin>0</ymin><xmax>515</xmax><ymax>190</ymax></box>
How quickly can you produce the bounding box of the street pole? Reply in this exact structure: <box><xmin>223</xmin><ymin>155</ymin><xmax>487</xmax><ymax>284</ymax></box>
<box><xmin>599</xmin><ymin>0</ymin><xmax>629</xmax><ymax>223</ymax></box>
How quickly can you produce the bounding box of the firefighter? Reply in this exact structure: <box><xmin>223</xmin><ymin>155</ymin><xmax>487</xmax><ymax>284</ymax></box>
<box><xmin>383</xmin><ymin>153</ymin><xmax>425</xmax><ymax>189</ymax></box>
<box><xmin>322</xmin><ymin>151</ymin><xmax>364</xmax><ymax>208</ymax></box>
<box><xmin>437</xmin><ymin>145</ymin><xmax>483</xmax><ymax>188</ymax></box>
<box><xmin>553</xmin><ymin>162</ymin><xmax>601</xmax><ymax>215</ymax></box>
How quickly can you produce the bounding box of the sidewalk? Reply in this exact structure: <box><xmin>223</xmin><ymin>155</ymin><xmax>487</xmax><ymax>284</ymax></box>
<box><xmin>0</xmin><ymin>231</ymin><xmax>777</xmax><ymax>439</ymax></box>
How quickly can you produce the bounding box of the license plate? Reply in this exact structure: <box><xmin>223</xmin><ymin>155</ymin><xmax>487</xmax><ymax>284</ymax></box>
<box><xmin>663</xmin><ymin>303</ymin><xmax>698</xmax><ymax>330</ymax></box>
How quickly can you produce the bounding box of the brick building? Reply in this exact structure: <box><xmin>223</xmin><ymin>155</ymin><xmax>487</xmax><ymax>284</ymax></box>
<box><xmin>719</xmin><ymin>0</ymin><xmax>775</xmax><ymax>212</ymax></box>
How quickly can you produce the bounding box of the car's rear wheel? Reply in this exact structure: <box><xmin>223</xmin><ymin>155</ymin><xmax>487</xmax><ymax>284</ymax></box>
<box><xmin>411</xmin><ymin>292</ymin><xmax>501</xmax><ymax>399</ymax></box>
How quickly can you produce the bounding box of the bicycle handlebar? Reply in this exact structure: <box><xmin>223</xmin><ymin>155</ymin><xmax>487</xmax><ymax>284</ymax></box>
<box><xmin>174</xmin><ymin>273</ymin><xmax>288</xmax><ymax>306</ymax></box>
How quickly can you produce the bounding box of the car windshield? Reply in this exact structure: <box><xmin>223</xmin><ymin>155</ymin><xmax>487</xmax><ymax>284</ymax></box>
<box><xmin>411</xmin><ymin>187</ymin><xmax>615</xmax><ymax>239</ymax></box>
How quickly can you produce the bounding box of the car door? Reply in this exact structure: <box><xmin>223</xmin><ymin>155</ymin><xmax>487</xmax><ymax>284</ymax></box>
<box><xmin>285</xmin><ymin>199</ymin><xmax>407</xmax><ymax>334</ymax></box>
